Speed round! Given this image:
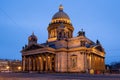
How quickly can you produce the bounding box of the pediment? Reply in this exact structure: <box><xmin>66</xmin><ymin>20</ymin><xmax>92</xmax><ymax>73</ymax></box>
<box><xmin>23</xmin><ymin>44</ymin><xmax>44</xmax><ymax>51</ymax></box>
<box><xmin>94</xmin><ymin>45</ymin><xmax>104</xmax><ymax>52</ymax></box>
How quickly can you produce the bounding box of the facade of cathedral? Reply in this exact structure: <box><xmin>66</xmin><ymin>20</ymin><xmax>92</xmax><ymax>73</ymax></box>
<box><xmin>21</xmin><ymin>5</ymin><xmax>105</xmax><ymax>73</ymax></box>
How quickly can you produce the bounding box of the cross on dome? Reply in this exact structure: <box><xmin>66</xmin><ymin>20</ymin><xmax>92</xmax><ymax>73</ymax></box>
<box><xmin>59</xmin><ymin>4</ymin><xmax>63</xmax><ymax>11</ymax></box>
<box><xmin>32</xmin><ymin>32</ymin><xmax>34</xmax><ymax>35</ymax></box>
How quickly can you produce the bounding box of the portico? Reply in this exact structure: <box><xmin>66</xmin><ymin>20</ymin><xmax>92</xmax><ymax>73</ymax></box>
<box><xmin>22</xmin><ymin>47</ymin><xmax>55</xmax><ymax>72</ymax></box>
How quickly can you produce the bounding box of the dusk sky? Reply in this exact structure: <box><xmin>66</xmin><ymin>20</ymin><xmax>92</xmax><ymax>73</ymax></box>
<box><xmin>0</xmin><ymin>0</ymin><xmax>120</xmax><ymax>64</ymax></box>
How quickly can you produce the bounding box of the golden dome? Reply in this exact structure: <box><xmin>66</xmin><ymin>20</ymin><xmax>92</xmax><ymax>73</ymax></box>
<box><xmin>51</xmin><ymin>5</ymin><xmax>71</xmax><ymax>24</ymax></box>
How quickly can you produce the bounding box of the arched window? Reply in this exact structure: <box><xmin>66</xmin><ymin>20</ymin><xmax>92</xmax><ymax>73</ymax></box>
<box><xmin>66</xmin><ymin>32</ymin><xmax>69</xmax><ymax>38</ymax></box>
<box><xmin>70</xmin><ymin>55</ymin><xmax>77</xmax><ymax>68</ymax></box>
<box><xmin>58</xmin><ymin>32</ymin><xmax>62</xmax><ymax>38</ymax></box>
<box><xmin>80</xmin><ymin>41</ymin><xmax>85</xmax><ymax>47</ymax></box>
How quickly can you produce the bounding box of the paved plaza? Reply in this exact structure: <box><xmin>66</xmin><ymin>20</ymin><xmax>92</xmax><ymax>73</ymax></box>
<box><xmin>0</xmin><ymin>72</ymin><xmax>120</xmax><ymax>80</ymax></box>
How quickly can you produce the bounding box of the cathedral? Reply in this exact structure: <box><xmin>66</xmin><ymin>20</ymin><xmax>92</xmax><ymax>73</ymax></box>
<box><xmin>21</xmin><ymin>5</ymin><xmax>105</xmax><ymax>73</ymax></box>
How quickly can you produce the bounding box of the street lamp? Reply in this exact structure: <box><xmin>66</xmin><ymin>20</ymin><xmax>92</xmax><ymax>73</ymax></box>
<box><xmin>6</xmin><ymin>66</ymin><xmax>10</xmax><ymax>71</ymax></box>
<box><xmin>18</xmin><ymin>66</ymin><xmax>21</xmax><ymax>71</ymax></box>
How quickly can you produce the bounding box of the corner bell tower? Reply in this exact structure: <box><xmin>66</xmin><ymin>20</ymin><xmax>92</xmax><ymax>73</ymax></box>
<box><xmin>47</xmin><ymin>5</ymin><xmax>74</xmax><ymax>42</ymax></box>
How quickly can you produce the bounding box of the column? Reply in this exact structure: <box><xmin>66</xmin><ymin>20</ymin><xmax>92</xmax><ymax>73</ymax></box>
<box><xmin>22</xmin><ymin>56</ymin><xmax>26</xmax><ymax>71</ymax></box>
<box><xmin>42</xmin><ymin>55</ymin><xmax>46</xmax><ymax>71</ymax></box>
<box><xmin>25</xmin><ymin>57</ymin><xmax>27</xmax><ymax>71</ymax></box>
<box><xmin>31</xmin><ymin>57</ymin><xmax>33</xmax><ymax>71</ymax></box>
<box><xmin>33</xmin><ymin>56</ymin><xmax>35</xmax><ymax>71</ymax></box>
<box><xmin>28</xmin><ymin>56</ymin><xmax>31</xmax><ymax>71</ymax></box>
<box><xmin>41</xmin><ymin>55</ymin><xmax>43</xmax><ymax>71</ymax></box>
<box><xmin>92</xmin><ymin>54</ymin><xmax>94</xmax><ymax>69</ymax></box>
<box><xmin>54</xmin><ymin>29</ymin><xmax>55</xmax><ymax>37</ymax></box>
<box><xmin>51</xmin><ymin>54</ymin><xmax>55</xmax><ymax>71</ymax></box>
<box><xmin>26</xmin><ymin>57</ymin><xmax>29</xmax><ymax>71</ymax></box>
<box><xmin>89</xmin><ymin>54</ymin><xmax>91</xmax><ymax>69</ymax></box>
<box><xmin>84</xmin><ymin>52</ymin><xmax>87</xmax><ymax>71</ymax></box>
<box><xmin>47</xmin><ymin>55</ymin><xmax>52</xmax><ymax>71</ymax></box>
<box><xmin>49</xmin><ymin>56</ymin><xmax>52</xmax><ymax>71</ymax></box>
<box><xmin>102</xmin><ymin>57</ymin><xmax>105</xmax><ymax>70</ymax></box>
<box><xmin>34</xmin><ymin>56</ymin><xmax>37</xmax><ymax>71</ymax></box>
<box><xmin>86</xmin><ymin>54</ymin><xmax>89</xmax><ymax>70</ymax></box>
<box><xmin>55</xmin><ymin>29</ymin><xmax>57</xmax><ymax>37</ymax></box>
<box><xmin>25</xmin><ymin>57</ymin><xmax>28</xmax><ymax>71</ymax></box>
<box><xmin>36</xmin><ymin>56</ymin><xmax>39</xmax><ymax>71</ymax></box>
<box><xmin>45</xmin><ymin>54</ymin><xmax>48</xmax><ymax>71</ymax></box>
<box><xmin>38</xmin><ymin>56</ymin><xmax>42</xmax><ymax>71</ymax></box>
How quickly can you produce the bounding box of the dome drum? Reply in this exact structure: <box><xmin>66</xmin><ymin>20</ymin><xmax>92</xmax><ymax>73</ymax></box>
<box><xmin>51</xmin><ymin>18</ymin><xmax>71</xmax><ymax>24</ymax></box>
<box><xmin>48</xmin><ymin>23</ymin><xmax>74</xmax><ymax>31</ymax></box>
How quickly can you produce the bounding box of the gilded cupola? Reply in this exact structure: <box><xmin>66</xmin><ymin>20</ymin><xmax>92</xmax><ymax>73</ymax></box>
<box><xmin>47</xmin><ymin>5</ymin><xmax>74</xmax><ymax>42</ymax></box>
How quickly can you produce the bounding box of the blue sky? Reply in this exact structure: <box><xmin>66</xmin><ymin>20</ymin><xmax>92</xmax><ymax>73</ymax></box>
<box><xmin>0</xmin><ymin>0</ymin><xmax>120</xmax><ymax>64</ymax></box>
